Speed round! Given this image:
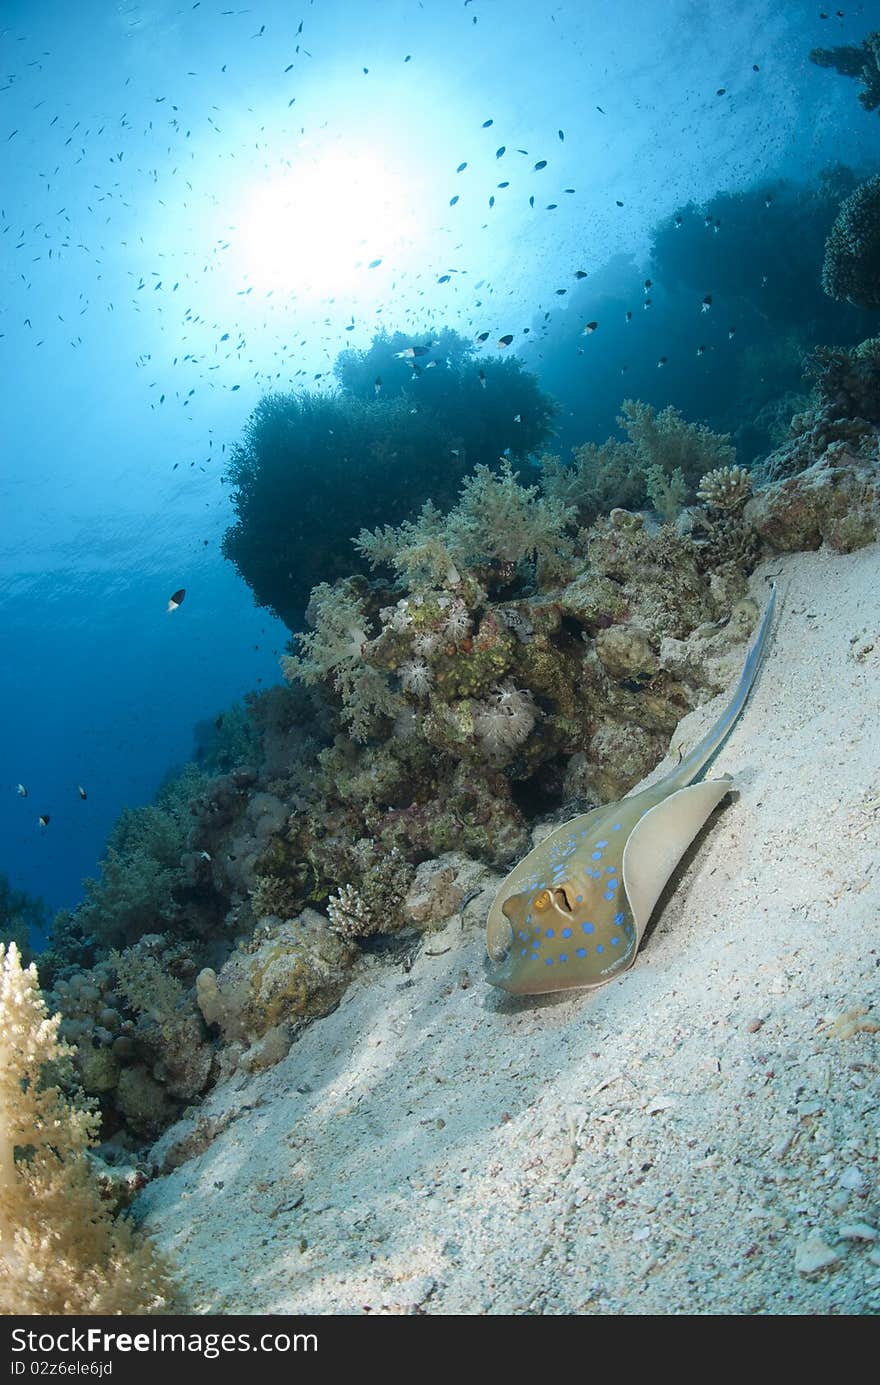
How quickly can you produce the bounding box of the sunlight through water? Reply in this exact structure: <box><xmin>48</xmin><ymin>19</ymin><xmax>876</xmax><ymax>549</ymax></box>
<box><xmin>233</xmin><ymin>146</ymin><xmax>419</xmax><ymax>297</ymax></box>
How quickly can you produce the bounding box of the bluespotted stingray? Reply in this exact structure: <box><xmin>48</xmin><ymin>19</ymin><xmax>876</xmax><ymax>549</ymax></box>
<box><xmin>485</xmin><ymin>584</ymin><xmax>776</xmax><ymax>995</ymax></box>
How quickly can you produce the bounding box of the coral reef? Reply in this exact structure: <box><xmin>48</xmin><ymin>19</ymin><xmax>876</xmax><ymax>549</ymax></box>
<box><xmin>222</xmin><ymin>327</ymin><xmax>556</xmax><ymax>625</ymax></box>
<box><xmin>822</xmin><ymin>175</ymin><xmax>880</xmax><ymax>309</ymax></box>
<box><xmin>40</xmin><ymin>371</ymin><xmax>880</xmax><ymax>1162</ymax></box>
<box><xmin>541</xmin><ymin>401</ymin><xmax>736</xmax><ymax>524</ymax></box>
<box><xmin>76</xmin><ymin>765</ymin><xmax>210</xmax><ymax>949</ymax></box>
<box><xmin>753</xmin><ymin>339</ymin><xmax>880</xmax><ymax>484</ymax></box>
<box><xmin>196</xmin><ymin>909</ymin><xmax>354</xmax><ymax>1048</ymax></box>
<box><xmin>0</xmin><ymin>943</ymin><xmax>175</xmax><ymax>1314</ymax></box>
<box><xmin>810</xmin><ymin>31</ymin><xmax>880</xmax><ymax>113</ymax></box>
<box><xmin>745</xmin><ymin>448</ymin><xmax>880</xmax><ymax>553</ymax></box>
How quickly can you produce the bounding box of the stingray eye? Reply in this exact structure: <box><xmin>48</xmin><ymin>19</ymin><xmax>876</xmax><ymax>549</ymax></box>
<box><xmin>553</xmin><ymin>884</ymin><xmax>575</xmax><ymax>914</ymax></box>
<box><xmin>533</xmin><ymin>890</ymin><xmax>552</xmax><ymax>912</ymax></box>
<box><xmin>486</xmin><ymin>914</ymin><xmax>513</xmax><ymax>963</ymax></box>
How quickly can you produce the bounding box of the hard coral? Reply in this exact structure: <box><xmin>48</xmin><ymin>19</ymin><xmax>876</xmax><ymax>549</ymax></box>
<box><xmin>696</xmin><ymin>465</ymin><xmax>752</xmax><ymax>512</ymax></box>
<box><xmin>822</xmin><ymin>175</ymin><xmax>880</xmax><ymax>309</ymax></box>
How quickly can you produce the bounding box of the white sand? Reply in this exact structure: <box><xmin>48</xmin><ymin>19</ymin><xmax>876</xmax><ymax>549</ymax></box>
<box><xmin>140</xmin><ymin>545</ymin><xmax>880</xmax><ymax>1315</ymax></box>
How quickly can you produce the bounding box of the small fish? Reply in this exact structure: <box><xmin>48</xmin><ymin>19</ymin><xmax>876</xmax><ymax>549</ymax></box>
<box><xmin>395</xmin><ymin>346</ymin><xmax>429</xmax><ymax>359</ymax></box>
<box><xmin>764</xmin><ymin>195</ymin><xmax>773</xmax><ymax>208</ymax></box>
<box><xmin>374</xmin><ymin>376</ymin><xmax>382</xmax><ymax>396</ymax></box>
<box><xmin>513</xmin><ymin>413</ymin><xmax>521</xmax><ymax>422</ymax></box>
<box><xmin>574</xmin><ymin>270</ymin><xmax>588</xmax><ymax>279</ymax></box>
<box><xmin>701</xmin><ymin>294</ymin><xmax>712</xmax><ymax>311</ymax></box>
<box><xmin>368</xmin><ymin>258</ymin><xmax>382</xmax><ymax>268</ymax></box>
<box><xmin>38</xmin><ymin>815</ymin><xmax>50</xmax><ymax>828</ymax></box>
<box><xmin>475</xmin><ymin>331</ymin><xmax>489</xmax><ymax>342</ymax></box>
<box><xmin>456</xmin><ymin>161</ymin><xmax>467</xmax><ymax>172</ymax></box>
<box><xmin>17</xmin><ymin>783</ymin><xmax>27</xmax><ymax>797</ymax></box>
<box><xmin>644</xmin><ymin>278</ymin><xmax>652</xmax><ymax>292</ymax></box>
<box><xmin>167</xmin><ymin>587</ymin><xmax>186</xmax><ymax>612</ymax></box>
<box><xmin>728</xmin><ymin>326</ymin><xmax>736</xmax><ymax>339</ymax></box>
<box><xmin>596</xmin><ymin>105</ymin><xmax>605</xmax><ymax>114</ymax></box>
<box><xmin>533</xmin><ymin>159</ymin><xmax>547</xmax><ymax>171</ymax></box>
<box><xmin>199</xmin><ymin>850</ymin><xmax>212</xmax><ymax>861</ymax></box>
<box><xmin>643</xmin><ymin>298</ymin><xmax>652</xmax><ymax>310</ymax></box>
<box><xmin>497</xmin><ymin>333</ymin><xmax>514</xmax><ymax>347</ymax></box>
<box><xmin>616</xmin><ymin>199</ymin><xmax>624</xmax><ymax>207</ymax></box>
<box><xmin>486</xmin><ymin>586</ymin><xmax>777</xmax><ymax>995</ymax></box>
<box><xmin>496</xmin><ymin>145</ymin><xmax>506</xmax><ymax>158</ymax></box>
<box><xmin>529</xmin><ymin>196</ymin><xmax>535</xmax><ymax>208</ymax></box>
<box><xmin>674</xmin><ymin>214</ymin><xmax>683</xmax><ymax>228</ymax></box>
<box><xmin>449</xmin><ymin>194</ymin><xmax>459</xmax><ymax>206</ymax></box>
<box><xmin>558</xmin><ymin>129</ymin><xmax>565</xmax><ymax>141</ymax></box>
<box><xmin>716</xmin><ymin>87</ymin><xmax>726</xmax><ymax>96</ymax></box>
<box><xmin>625</xmin><ymin>310</ymin><xmax>632</xmax><ymax>322</ymax></box>
<box><xmin>582</xmin><ymin>320</ymin><xmax>598</xmax><ymax>334</ymax></box>
<box><xmin>657</xmin><ymin>355</ymin><xmax>668</xmax><ymax>367</ymax></box>
<box><xmin>697</xmin><ymin>344</ymin><xmax>706</xmax><ymax>356</ymax></box>
<box><xmin>478</xmin><ymin>370</ymin><xmax>487</xmax><ymax>389</ymax></box>
<box><xmin>78</xmin><ymin>785</ymin><xmax>87</xmax><ymax>800</ymax></box>
<box><xmin>482</xmin><ymin>118</ymin><xmax>494</xmax><ymax>127</ymax></box>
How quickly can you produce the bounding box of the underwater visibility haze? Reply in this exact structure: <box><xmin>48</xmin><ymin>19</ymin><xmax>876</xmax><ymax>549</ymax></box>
<box><xmin>2</xmin><ymin>0</ymin><xmax>880</xmax><ymax>1318</ymax></box>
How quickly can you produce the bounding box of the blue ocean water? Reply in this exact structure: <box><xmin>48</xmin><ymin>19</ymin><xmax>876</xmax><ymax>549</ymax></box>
<box><xmin>1</xmin><ymin>0</ymin><xmax>878</xmax><ymax>929</ymax></box>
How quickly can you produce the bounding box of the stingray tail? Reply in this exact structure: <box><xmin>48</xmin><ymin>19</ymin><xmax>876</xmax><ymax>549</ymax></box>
<box><xmin>671</xmin><ymin>581</ymin><xmax>777</xmax><ymax>789</ymax></box>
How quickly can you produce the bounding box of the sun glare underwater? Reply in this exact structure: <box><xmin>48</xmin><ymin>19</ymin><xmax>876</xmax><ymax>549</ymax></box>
<box><xmin>2</xmin><ymin>0</ymin><xmax>880</xmax><ymax>1317</ymax></box>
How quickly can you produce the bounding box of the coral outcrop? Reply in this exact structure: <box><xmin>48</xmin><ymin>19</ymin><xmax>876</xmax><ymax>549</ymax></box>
<box><xmin>822</xmin><ymin>175</ymin><xmax>880</xmax><ymax>309</ymax></box>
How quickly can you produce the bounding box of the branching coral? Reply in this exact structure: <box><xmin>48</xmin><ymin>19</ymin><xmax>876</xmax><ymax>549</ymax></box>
<box><xmin>822</xmin><ymin>175</ymin><xmax>880</xmax><ymax>309</ymax></box>
<box><xmin>696</xmin><ymin>465</ymin><xmax>752</xmax><ymax>512</ymax></box>
<box><xmin>0</xmin><ymin>944</ymin><xmax>175</xmax><ymax>1314</ymax></box>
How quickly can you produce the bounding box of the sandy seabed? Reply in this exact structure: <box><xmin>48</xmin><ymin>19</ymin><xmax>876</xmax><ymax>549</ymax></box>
<box><xmin>140</xmin><ymin>544</ymin><xmax>880</xmax><ymax>1315</ymax></box>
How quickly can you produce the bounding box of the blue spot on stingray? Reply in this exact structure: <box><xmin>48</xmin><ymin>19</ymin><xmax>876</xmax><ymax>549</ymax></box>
<box><xmin>545</xmin><ymin>928</ymin><xmax>554</xmax><ymax>939</ymax></box>
<box><xmin>576</xmin><ymin>894</ymin><xmax>583</xmax><ymax>903</ymax></box>
<box><xmin>591</xmin><ymin>850</ymin><xmax>603</xmax><ymax>860</ymax></box>
<box><xmin>545</xmin><ymin>957</ymin><xmax>554</xmax><ymax>966</ymax></box>
<box><xmin>604</xmin><ymin>891</ymin><xmax>615</xmax><ymax>901</ymax></box>
<box><xmin>596</xmin><ymin>944</ymin><xmax>604</xmax><ymax>954</ymax></box>
<box><xmin>520</xmin><ymin>949</ymin><xmax>528</xmax><ymax>957</ymax></box>
<box><xmin>562</xmin><ymin>927</ymin><xmax>572</xmax><ymax>938</ymax></box>
<box><xmin>611</xmin><ymin>936</ymin><xmax>619</xmax><ymax>946</ymax></box>
<box><xmin>576</xmin><ymin>947</ymin><xmax>587</xmax><ymax>958</ymax></box>
<box><xmin>582</xmin><ymin>922</ymin><xmax>594</xmax><ymax>934</ymax></box>
<box><xmin>559</xmin><ymin>954</ymin><xmax>568</xmax><ymax>963</ymax></box>
<box><xmin>606</xmin><ymin>865</ymin><xmax>617</xmax><ymax>875</ymax></box>
<box><xmin>596</xmin><ymin>840</ymin><xmax>608</xmax><ymax>848</ymax></box>
<box><xmin>612</xmin><ymin>823</ymin><xmax>622</xmax><ymax>831</ymax></box>
<box><xmin>518</xmin><ymin>931</ymin><xmax>527</xmax><ymax>941</ymax></box>
<box><xmin>614</xmin><ymin>912</ymin><xmax>626</xmax><ymax>925</ymax></box>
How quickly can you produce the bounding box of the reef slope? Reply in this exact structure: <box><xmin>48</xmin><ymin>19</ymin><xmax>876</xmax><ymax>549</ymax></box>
<box><xmin>140</xmin><ymin>544</ymin><xmax>880</xmax><ymax>1315</ymax></box>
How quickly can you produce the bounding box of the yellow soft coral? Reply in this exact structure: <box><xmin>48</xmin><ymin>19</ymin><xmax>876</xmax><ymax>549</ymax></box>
<box><xmin>0</xmin><ymin>943</ymin><xmax>175</xmax><ymax>1314</ymax></box>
